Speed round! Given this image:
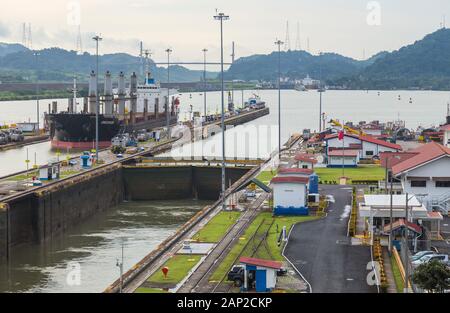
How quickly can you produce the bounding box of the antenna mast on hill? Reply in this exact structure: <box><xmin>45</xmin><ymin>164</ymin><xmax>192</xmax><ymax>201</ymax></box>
<box><xmin>76</xmin><ymin>25</ymin><xmax>83</xmax><ymax>55</ymax></box>
<box><xmin>27</xmin><ymin>23</ymin><xmax>32</xmax><ymax>50</ymax></box>
<box><xmin>295</xmin><ymin>21</ymin><xmax>301</xmax><ymax>51</ymax></box>
<box><xmin>22</xmin><ymin>23</ymin><xmax>27</xmax><ymax>47</ymax></box>
<box><xmin>284</xmin><ymin>21</ymin><xmax>291</xmax><ymax>51</ymax></box>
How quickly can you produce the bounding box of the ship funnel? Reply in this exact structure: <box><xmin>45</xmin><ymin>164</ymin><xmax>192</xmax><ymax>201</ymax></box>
<box><xmin>118</xmin><ymin>71</ymin><xmax>126</xmax><ymax>115</ymax></box>
<box><xmin>88</xmin><ymin>70</ymin><xmax>98</xmax><ymax>114</ymax></box>
<box><xmin>104</xmin><ymin>71</ymin><xmax>113</xmax><ymax>115</ymax></box>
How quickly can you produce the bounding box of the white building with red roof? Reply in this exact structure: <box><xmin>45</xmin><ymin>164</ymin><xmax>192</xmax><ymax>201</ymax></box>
<box><xmin>294</xmin><ymin>153</ymin><xmax>318</xmax><ymax>170</ymax></box>
<box><xmin>392</xmin><ymin>142</ymin><xmax>450</xmax><ymax>214</ymax></box>
<box><xmin>324</xmin><ymin>133</ymin><xmax>401</xmax><ymax>161</ymax></box>
<box><xmin>270</xmin><ymin>175</ymin><xmax>309</xmax><ymax>215</ymax></box>
<box><xmin>327</xmin><ymin>149</ymin><xmax>359</xmax><ymax>168</ymax></box>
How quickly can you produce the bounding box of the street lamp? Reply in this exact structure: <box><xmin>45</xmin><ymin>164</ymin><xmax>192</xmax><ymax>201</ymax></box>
<box><xmin>166</xmin><ymin>48</ymin><xmax>172</xmax><ymax>139</ymax></box>
<box><xmin>116</xmin><ymin>238</ymin><xmax>125</xmax><ymax>293</ymax></box>
<box><xmin>33</xmin><ymin>51</ymin><xmax>40</xmax><ymax>135</ymax></box>
<box><xmin>92</xmin><ymin>35</ymin><xmax>102</xmax><ymax>161</ymax></box>
<box><xmin>274</xmin><ymin>39</ymin><xmax>284</xmax><ymax>156</ymax></box>
<box><xmin>202</xmin><ymin>48</ymin><xmax>208</xmax><ymax>120</ymax></box>
<box><xmin>214</xmin><ymin>12</ymin><xmax>230</xmax><ymax>211</ymax></box>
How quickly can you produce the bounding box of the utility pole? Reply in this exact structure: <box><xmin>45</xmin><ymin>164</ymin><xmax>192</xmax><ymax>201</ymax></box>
<box><xmin>116</xmin><ymin>239</ymin><xmax>124</xmax><ymax>293</ymax></box>
<box><xmin>92</xmin><ymin>35</ymin><xmax>102</xmax><ymax>161</ymax></box>
<box><xmin>230</xmin><ymin>42</ymin><xmax>235</xmax><ymax>105</ymax></box>
<box><xmin>202</xmin><ymin>48</ymin><xmax>208</xmax><ymax>120</ymax></box>
<box><xmin>166</xmin><ymin>48</ymin><xmax>172</xmax><ymax>138</ymax></box>
<box><xmin>404</xmin><ymin>193</ymin><xmax>409</xmax><ymax>293</ymax></box>
<box><xmin>214</xmin><ymin>12</ymin><xmax>230</xmax><ymax>212</ymax></box>
<box><xmin>275</xmin><ymin>39</ymin><xmax>284</xmax><ymax>156</ymax></box>
<box><xmin>33</xmin><ymin>51</ymin><xmax>40</xmax><ymax>134</ymax></box>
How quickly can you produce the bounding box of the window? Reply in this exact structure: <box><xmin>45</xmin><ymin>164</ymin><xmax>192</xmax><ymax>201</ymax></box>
<box><xmin>366</xmin><ymin>151</ymin><xmax>374</xmax><ymax>156</ymax></box>
<box><xmin>436</xmin><ymin>181</ymin><xmax>450</xmax><ymax>188</ymax></box>
<box><xmin>302</xmin><ymin>165</ymin><xmax>308</xmax><ymax>169</ymax></box>
<box><xmin>411</xmin><ymin>180</ymin><xmax>426</xmax><ymax>187</ymax></box>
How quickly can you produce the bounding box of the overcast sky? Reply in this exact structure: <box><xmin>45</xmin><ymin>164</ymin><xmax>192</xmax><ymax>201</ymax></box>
<box><xmin>0</xmin><ymin>0</ymin><xmax>449</xmax><ymax>69</ymax></box>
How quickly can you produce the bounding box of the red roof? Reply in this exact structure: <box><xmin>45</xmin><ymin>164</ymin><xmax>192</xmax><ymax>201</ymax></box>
<box><xmin>328</xmin><ymin>149</ymin><xmax>359</xmax><ymax>157</ymax></box>
<box><xmin>383</xmin><ymin>219</ymin><xmax>422</xmax><ymax>234</ymax></box>
<box><xmin>294</xmin><ymin>153</ymin><xmax>318</xmax><ymax>164</ymax></box>
<box><xmin>392</xmin><ymin>142</ymin><xmax>450</xmax><ymax>175</ymax></box>
<box><xmin>278</xmin><ymin>168</ymin><xmax>314</xmax><ymax>175</ymax></box>
<box><xmin>239</xmin><ymin>257</ymin><xmax>282</xmax><ymax>269</ymax></box>
<box><xmin>359</xmin><ymin>135</ymin><xmax>402</xmax><ymax>150</ymax></box>
<box><xmin>324</xmin><ymin>133</ymin><xmax>401</xmax><ymax>150</ymax></box>
<box><xmin>271</xmin><ymin>176</ymin><xmax>309</xmax><ymax>184</ymax></box>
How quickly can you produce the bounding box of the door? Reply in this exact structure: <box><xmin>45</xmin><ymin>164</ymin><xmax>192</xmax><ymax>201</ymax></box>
<box><xmin>255</xmin><ymin>269</ymin><xmax>266</xmax><ymax>292</ymax></box>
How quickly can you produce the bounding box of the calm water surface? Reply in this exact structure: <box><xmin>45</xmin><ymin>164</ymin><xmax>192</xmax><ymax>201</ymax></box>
<box><xmin>0</xmin><ymin>199</ymin><xmax>209</xmax><ymax>293</ymax></box>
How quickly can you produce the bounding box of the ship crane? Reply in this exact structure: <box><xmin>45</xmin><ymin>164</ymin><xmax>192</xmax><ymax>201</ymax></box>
<box><xmin>329</xmin><ymin>118</ymin><xmax>367</xmax><ymax>136</ymax></box>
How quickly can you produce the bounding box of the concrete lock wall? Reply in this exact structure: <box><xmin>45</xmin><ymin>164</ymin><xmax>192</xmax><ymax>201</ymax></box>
<box><xmin>123</xmin><ymin>166</ymin><xmax>250</xmax><ymax>201</ymax></box>
<box><xmin>1</xmin><ymin>166</ymin><xmax>123</xmax><ymax>255</ymax></box>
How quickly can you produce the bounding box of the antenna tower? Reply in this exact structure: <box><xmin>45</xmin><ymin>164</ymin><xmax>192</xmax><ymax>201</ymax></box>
<box><xmin>295</xmin><ymin>21</ymin><xmax>301</xmax><ymax>51</ymax></box>
<box><xmin>284</xmin><ymin>21</ymin><xmax>291</xmax><ymax>51</ymax></box>
<box><xmin>76</xmin><ymin>25</ymin><xmax>83</xmax><ymax>54</ymax></box>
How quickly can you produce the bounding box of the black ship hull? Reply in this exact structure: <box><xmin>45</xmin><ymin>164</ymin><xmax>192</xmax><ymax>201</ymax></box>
<box><xmin>46</xmin><ymin>113</ymin><xmax>177</xmax><ymax>150</ymax></box>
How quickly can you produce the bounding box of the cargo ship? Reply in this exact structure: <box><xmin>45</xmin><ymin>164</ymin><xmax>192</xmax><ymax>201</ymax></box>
<box><xmin>45</xmin><ymin>69</ymin><xmax>179</xmax><ymax>150</ymax></box>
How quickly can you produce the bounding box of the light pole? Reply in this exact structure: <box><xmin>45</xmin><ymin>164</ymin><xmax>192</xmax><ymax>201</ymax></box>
<box><xmin>33</xmin><ymin>51</ymin><xmax>40</xmax><ymax>134</ymax></box>
<box><xmin>214</xmin><ymin>12</ymin><xmax>230</xmax><ymax>211</ymax></box>
<box><xmin>116</xmin><ymin>239</ymin><xmax>124</xmax><ymax>293</ymax></box>
<box><xmin>274</xmin><ymin>39</ymin><xmax>284</xmax><ymax>156</ymax></box>
<box><xmin>166</xmin><ymin>48</ymin><xmax>172</xmax><ymax>138</ymax></box>
<box><xmin>202</xmin><ymin>48</ymin><xmax>208</xmax><ymax>120</ymax></box>
<box><xmin>92</xmin><ymin>35</ymin><xmax>102</xmax><ymax>161</ymax></box>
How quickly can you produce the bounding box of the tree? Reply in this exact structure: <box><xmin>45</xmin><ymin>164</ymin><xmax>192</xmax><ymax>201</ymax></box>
<box><xmin>412</xmin><ymin>260</ymin><xmax>450</xmax><ymax>293</ymax></box>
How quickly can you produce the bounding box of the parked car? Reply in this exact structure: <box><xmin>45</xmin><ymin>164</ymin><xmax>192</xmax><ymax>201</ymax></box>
<box><xmin>412</xmin><ymin>254</ymin><xmax>449</xmax><ymax>268</ymax></box>
<box><xmin>227</xmin><ymin>265</ymin><xmax>245</xmax><ymax>287</ymax></box>
<box><xmin>411</xmin><ymin>250</ymin><xmax>437</xmax><ymax>262</ymax></box>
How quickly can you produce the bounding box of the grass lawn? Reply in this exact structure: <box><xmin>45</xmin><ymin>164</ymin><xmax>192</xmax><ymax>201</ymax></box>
<box><xmin>315</xmin><ymin>166</ymin><xmax>385</xmax><ymax>183</ymax></box>
<box><xmin>209</xmin><ymin>212</ymin><xmax>319</xmax><ymax>282</ymax></box>
<box><xmin>192</xmin><ymin>211</ymin><xmax>241</xmax><ymax>243</ymax></box>
<box><xmin>147</xmin><ymin>254</ymin><xmax>202</xmax><ymax>285</ymax></box>
<box><xmin>390</xmin><ymin>255</ymin><xmax>404</xmax><ymax>293</ymax></box>
<box><xmin>135</xmin><ymin>287</ymin><xmax>168</xmax><ymax>293</ymax></box>
<box><xmin>256</xmin><ymin>170</ymin><xmax>277</xmax><ymax>184</ymax></box>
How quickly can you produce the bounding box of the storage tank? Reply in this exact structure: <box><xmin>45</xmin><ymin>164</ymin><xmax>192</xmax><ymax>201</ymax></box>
<box><xmin>309</xmin><ymin>173</ymin><xmax>319</xmax><ymax>194</ymax></box>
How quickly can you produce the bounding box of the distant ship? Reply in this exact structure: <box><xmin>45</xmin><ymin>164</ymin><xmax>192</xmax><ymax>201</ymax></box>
<box><xmin>46</xmin><ymin>69</ymin><xmax>179</xmax><ymax>150</ymax></box>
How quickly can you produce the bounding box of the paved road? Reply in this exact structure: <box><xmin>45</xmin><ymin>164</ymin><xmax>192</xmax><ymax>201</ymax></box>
<box><xmin>284</xmin><ymin>185</ymin><xmax>377</xmax><ymax>293</ymax></box>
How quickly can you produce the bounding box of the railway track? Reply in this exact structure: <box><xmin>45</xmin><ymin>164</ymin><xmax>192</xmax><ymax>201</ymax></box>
<box><xmin>177</xmin><ymin>193</ymin><xmax>267</xmax><ymax>293</ymax></box>
<box><xmin>211</xmin><ymin>218</ymin><xmax>275</xmax><ymax>293</ymax></box>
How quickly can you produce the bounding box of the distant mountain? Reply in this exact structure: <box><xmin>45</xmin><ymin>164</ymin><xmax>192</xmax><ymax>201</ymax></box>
<box><xmin>224</xmin><ymin>28</ymin><xmax>450</xmax><ymax>90</ymax></box>
<box><xmin>0</xmin><ymin>47</ymin><xmax>217</xmax><ymax>83</ymax></box>
<box><xmin>224</xmin><ymin>50</ymin><xmax>365</xmax><ymax>82</ymax></box>
<box><xmin>0</xmin><ymin>42</ymin><xmax>28</xmax><ymax>57</ymax></box>
<box><xmin>337</xmin><ymin>28</ymin><xmax>450</xmax><ymax>89</ymax></box>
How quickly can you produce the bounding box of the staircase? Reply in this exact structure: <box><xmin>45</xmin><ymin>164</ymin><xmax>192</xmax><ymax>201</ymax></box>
<box><xmin>428</xmin><ymin>192</ymin><xmax>450</xmax><ymax>215</ymax></box>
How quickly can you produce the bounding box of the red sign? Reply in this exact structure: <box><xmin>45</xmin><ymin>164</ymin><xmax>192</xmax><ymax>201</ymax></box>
<box><xmin>338</xmin><ymin>130</ymin><xmax>344</xmax><ymax>140</ymax></box>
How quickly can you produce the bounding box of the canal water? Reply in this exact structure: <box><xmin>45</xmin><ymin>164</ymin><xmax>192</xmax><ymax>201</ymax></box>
<box><xmin>0</xmin><ymin>199</ymin><xmax>209</xmax><ymax>293</ymax></box>
<box><xmin>1</xmin><ymin>90</ymin><xmax>450</xmax><ymax>176</ymax></box>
